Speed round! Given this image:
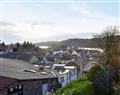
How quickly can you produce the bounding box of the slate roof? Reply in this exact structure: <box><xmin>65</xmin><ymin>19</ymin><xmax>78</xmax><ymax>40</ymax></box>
<box><xmin>0</xmin><ymin>58</ymin><xmax>56</xmax><ymax>80</ymax></box>
<box><xmin>0</xmin><ymin>52</ymin><xmax>39</xmax><ymax>63</ymax></box>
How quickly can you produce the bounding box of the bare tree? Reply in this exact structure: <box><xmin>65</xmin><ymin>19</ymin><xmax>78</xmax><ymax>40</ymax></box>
<box><xmin>94</xmin><ymin>26</ymin><xmax>120</xmax><ymax>83</ymax></box>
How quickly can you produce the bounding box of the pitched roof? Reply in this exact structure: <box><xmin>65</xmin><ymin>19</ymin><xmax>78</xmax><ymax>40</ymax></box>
<box><xmin>0</xmin><ymin>52</ymin><xmax>39</xmax><ymax>63</ymax></box>
<box><xmin>0</xmin><ymin>76</ymin><xmax>16</xmax><ymax>91</ymax></box>
<box><xmin>0</xmin><ymin>58</ymin><xmax>56</xmax><ymax>80</ymax></box>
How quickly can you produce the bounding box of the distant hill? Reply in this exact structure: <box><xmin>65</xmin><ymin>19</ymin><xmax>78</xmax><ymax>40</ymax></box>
<box><xmin>60</xmin><ymin>38</ymin><xmax>100</xmax><ymax>48</ymax></box>
<box><xmin>35</xmin><ymin>38</ymin><xmax>100</xmax><ymax>48</ymax></box>
<box><xmin>35</xmin><ymin>41</ymin><xmax>59</xmax><ymax>46</ymax></box>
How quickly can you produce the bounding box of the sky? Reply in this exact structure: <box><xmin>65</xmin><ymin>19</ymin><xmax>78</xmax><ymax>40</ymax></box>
<box><xmin>0</xmin><ymin>0</ymin><xmax>119</xmax><ymax>44</ymax></box>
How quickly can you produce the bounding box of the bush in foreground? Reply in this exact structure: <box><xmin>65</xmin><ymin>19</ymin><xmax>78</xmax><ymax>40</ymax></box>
<box><xmin>87</xmin><ymin>64</ymin><xmax>113</xmax><ymax>95</ymax></box>
<box><xmin>52</xmin><ymin>75</ymin><xmax>96</xmax><ymax>95</ymax></box>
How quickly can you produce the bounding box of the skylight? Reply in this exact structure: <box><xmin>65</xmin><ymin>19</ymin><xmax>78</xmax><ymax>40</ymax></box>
<box><xmin>22</xmin><ymin>69</ymin><xmax>37</xmax><ymax>73</ymax></box>
<box><xmin>41</xmin><ymin>72</ymin><xmax>47</xmax><ymax>75</ymax></box>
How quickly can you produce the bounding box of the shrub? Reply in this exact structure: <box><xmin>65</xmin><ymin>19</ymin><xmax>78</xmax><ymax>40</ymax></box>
<box><xmin>87</xmin><ymin>64</ymin><xmax>113</xmax><ymax>95</ymax></box>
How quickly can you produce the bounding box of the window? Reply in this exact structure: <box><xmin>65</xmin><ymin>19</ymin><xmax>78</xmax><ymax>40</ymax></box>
<box><xmin>10</xmin><ymin>88</ymin><xmax>14</xmax><ymax>92</ymax></box>
<box><xmin>8</xmin><ymin>85</ymin><xmax>23</xmax><ymax>95</ymax></box>
<box><xmin>42</xmin><ymin>83</ymin><xmax>49</xmax><ymax>95</ymax></box>
<box><xmin>18</xmin><ymin>85</ymin><xmax>22</xmax><ymax>90</ymax></box>
<box><xmin>60</xmin><ymin>76</ymin><xmax>64</xmax><ymax>83</ymax></box>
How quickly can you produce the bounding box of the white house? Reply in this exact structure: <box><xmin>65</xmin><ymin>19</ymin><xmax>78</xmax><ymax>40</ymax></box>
<box><xmin>52</xmin><ymin>64</ymin><xmax>77</xmax><ymax>87</ymax></box>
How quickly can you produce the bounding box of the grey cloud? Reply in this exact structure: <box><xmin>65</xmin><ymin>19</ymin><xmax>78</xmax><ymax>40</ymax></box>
<box><xmin>0</xmin><ymin>21</ymin><xmax>16</xmax><ymax>27</ymax></box>
<box><xmin>27</xmin><ymin>21</ymin><xmax>54</xmax><ymax>26</ymax></box>
<box><xmin>45</xmin><ymin>32</ymin><xmax>94</xmax><ymax>41</ymax></box>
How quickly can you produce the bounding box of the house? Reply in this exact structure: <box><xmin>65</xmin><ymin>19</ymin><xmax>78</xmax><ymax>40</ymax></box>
<box><xmin>65</xmin><ymin>57</ymin><xmax>84</xmax><ymax>76</ymax></box>
<box><xmin>0</xmin><ymin>58</ymin><xmax>61</xmax><ymax>95</ymax></box>
<box><xmin>52</xmin><ymin>64</ymin><xmax>77</xmax><ymax>87</ymax></box>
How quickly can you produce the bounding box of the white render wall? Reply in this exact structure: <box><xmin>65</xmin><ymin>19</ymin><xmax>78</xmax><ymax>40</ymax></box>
<box><xmin>58</xmin><ymin>66</ymin><xmax>77</xmax><ymax>87</ymax></box>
